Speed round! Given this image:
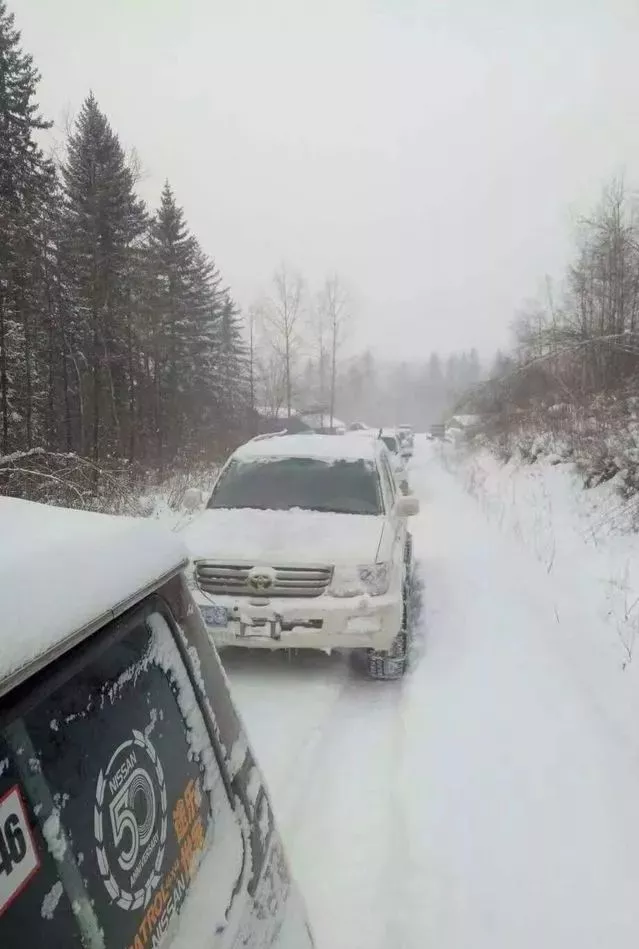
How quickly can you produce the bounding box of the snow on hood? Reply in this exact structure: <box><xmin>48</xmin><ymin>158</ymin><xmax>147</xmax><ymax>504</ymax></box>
<box><xmin>182</xmin><ymin>507</ymin><xmax>385</xmax><ymax>566</ymax></box>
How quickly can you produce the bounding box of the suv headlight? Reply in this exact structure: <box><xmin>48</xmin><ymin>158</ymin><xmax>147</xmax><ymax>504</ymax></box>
<box><xmin>358</xmin><ymin>563</ymin><xmax>391</xmax><ymax>595</ymax></box>
<box><xmin>330</xmin><ymin>563</ymin><xmax>391</xmax><ymax>597</ymax></box>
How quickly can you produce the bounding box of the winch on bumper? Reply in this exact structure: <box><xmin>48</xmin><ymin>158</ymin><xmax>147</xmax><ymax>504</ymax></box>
<box><xmin>191</xmin><ymin>590</ymin><xmax>403</xmax><ymax>651</ymax></box>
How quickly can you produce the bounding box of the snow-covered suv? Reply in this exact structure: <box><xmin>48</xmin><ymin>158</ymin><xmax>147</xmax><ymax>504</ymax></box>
<box><xmin>0</xmin><ymin>498</ymin><xmax>314</xmax><ymax>948</ymax></box>
<box><xmin>185</xmin><ymin>433</ymin><xmax>419</xmax><ymax>679</ymax></box>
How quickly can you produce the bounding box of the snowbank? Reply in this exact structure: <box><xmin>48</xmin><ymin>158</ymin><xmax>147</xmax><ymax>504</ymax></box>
<box><xmin>473</xmin><ymin>394</ymin><xmax>639</xmax><ymax>497</ymax></box>
<box><xmin>442</xmin><ymin>441</ymin><xmax>639</xmax><ymax>750</ymax></box>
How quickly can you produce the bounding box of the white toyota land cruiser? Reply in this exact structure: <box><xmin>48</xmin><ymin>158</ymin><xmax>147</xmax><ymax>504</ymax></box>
<box><xmin>185</xmin><ymin>433</ymin><xmax>419</xmax><ymax>680</ymax></box>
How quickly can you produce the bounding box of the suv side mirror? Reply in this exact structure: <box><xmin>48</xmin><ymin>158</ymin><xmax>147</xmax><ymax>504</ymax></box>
<box><xmin>183</xmin><ymin>487</ymin><xmax>204</xmax><ymax>512</ymax></box>
<box><xmin>394</xmin><ymin>495</ymin><xmax>419</xmax><ymax>517</ymax></box>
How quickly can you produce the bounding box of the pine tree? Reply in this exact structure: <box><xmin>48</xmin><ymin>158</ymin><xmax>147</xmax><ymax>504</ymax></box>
<box><xmin>148</xmin><ymin>182</ymin><xmax>227</xmax><ymax>465</ymax></box>
<box><xmin>61</xmin><ymin>92</ymin><xmax>147</xmax><ymax>467</ymax></box>
<box><xmin>217</xmin><ymin>294</ymin><xmax>248</xmax><ymax>435</ymax></box>
<box><xmin>30</xmin><ymin>163</ymin><xmax>66</xmax><ymax>450</ymax></box>
<box><xmin>186</xmin><ymin>246</ymin><xmax>225</xmax><ymax>450</ymax></box>
<box><xmin>468</xmin><ymin>347</ymin><xmax>481</xmax><ymax>385</ymax></box>
<box><xmin>427</xmin><ymin>352</ymin><xmax>443</xmax><ymax>386</ymax></box>
<box><xmin>0</xmin><ymin>0</ymin><xmax>52</xmax><ymax>454</ymax></box>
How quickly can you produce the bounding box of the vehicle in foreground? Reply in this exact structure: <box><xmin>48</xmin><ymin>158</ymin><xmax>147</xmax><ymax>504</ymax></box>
<box><xmin>185</xmin><ymin>433</ymin><xmax>419</xmax><ymax>679</ymax></box>
<box><xmin>0</xmin><ymin>499</ymin><xmax>314</xmax><ymax>948</ymax></box>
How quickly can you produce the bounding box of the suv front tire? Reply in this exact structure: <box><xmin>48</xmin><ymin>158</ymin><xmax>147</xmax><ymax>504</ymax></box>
<box><xmin>365</xmin><ymin>579</ymin><xmax>411</xmax><ymax>681</ymax></box>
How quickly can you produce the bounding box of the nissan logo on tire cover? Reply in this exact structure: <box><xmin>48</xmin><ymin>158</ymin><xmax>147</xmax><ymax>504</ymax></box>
<box><xmin>94</xmin><ymin>731</ymin><xmax>168</xmax><ymax>911</ymax></box>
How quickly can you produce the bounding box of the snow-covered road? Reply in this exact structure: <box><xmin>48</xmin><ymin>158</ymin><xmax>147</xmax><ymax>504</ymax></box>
<box><xmin>225</xmin><ymin>439</ymin><xmax>639</xmax><ymax>948</ymax></box>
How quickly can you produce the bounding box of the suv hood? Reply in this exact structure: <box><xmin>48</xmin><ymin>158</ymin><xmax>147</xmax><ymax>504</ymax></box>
<box><xmin>183</xmin><ymin>507</ymin><xmax>385</xmax><ymax>566</ymax></box>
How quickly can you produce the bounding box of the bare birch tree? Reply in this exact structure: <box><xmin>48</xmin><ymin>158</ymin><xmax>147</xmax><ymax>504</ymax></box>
<box><xmin>318</xmin><ymin>273</ymin><xmax>350</xmax><ymax>429</ymax></box>
<box><xmin>306</xmin><ymin>294</ymin><xmax>329</xmax><ymax>425</ymax></box>
<box><xmin>247</xmin><ymin>304</ymin><xmax>257</xmax><ymax>415</ymax></box>
<box><xmin>263</xmin><ymin>265</ymin><xmax>305</xmax><ymax>417</ymax></box>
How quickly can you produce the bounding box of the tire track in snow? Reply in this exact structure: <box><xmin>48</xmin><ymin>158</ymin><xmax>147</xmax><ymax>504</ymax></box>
<box><xmin>227</xmin><ymin>645</ymin><xmax>412</xmax><ymax>949</ymax></box>
<box><xmin>375</xmin><ymin>685</ymin><xmax>415</xmax><ymax>949</ymax></box>
<box><xmin>285</xmin><ymin>674</ymin><xmax>407</xmax><ymax>949</ymax></box>
<box><xmin>223</xmin><ymin>648</ymin><xmax>350</xmax><ymax>817</ymax></box>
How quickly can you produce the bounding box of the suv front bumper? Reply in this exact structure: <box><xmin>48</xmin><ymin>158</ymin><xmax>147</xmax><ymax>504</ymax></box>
<box><xmin>191</xmin><ymin>590</ymin><xmax>403</xmax><ymax>652</ymax></box>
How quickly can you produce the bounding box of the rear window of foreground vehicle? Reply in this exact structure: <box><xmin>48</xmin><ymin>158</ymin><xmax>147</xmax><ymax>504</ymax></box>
<box><xmin>0</xmin><ymin>598</ymin><xmax>243</xmax><ymax>948</ymax></box>
<box><xmin>208</xmin><ymin>456</ymin><xmax>383</xmax><ymax>515</ymax></box>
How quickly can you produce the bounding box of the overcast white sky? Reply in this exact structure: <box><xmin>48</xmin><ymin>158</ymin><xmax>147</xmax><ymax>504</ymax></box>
<box><xmin>13</xmin><ymin>0</ymin><xmax>639</xmax><ymax>361</ymax></box>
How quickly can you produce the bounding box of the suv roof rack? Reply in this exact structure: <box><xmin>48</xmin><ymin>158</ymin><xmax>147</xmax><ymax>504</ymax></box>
<box><xmin>249</xmin><ymin>429</ymin><xmax>293</xmax><ymax>442</ymax></box>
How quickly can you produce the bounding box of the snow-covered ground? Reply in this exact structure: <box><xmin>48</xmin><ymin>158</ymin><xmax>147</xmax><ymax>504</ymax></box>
<box><xmin>225</xmin><ymin>436</ymin><xmax>639</xmax><ymax>949</ymax></box>
<box><xmin>444</xmin><ymin>442</ymin><xmax>639</xmax><ymax>741</ymax></box>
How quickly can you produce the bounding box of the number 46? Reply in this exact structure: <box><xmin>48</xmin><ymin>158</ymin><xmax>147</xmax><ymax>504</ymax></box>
<box><xmin>0</xmin><ymin>814</ymin><xmax>27</xmax><ymax>876</ymax></box>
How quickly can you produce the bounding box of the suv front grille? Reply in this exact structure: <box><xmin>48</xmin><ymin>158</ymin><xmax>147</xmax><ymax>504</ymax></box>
<box><xmin>195</xmin><ymin>563</ymin><xmax>333</xmax><ymax>598</ymax></box>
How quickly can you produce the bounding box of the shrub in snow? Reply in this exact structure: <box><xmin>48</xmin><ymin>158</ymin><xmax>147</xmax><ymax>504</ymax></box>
<box><xmin>461</xmin><ymin>392</ymin><xmax>639</xmax><ymax>503</ymax></box>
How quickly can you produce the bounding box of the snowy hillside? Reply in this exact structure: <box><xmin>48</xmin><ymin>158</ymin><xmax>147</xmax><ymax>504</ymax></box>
<box><xmin>443</xmin><ymin>440</ymin><xmax>639</xmax><ymax>715</ymax></box>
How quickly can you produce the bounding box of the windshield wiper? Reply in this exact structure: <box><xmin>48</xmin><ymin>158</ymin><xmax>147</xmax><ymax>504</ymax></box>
<box><xmin>209</xmin><ymin>502</ymin><xmax>272</xmax><ymax>510</ymax></box>
<box><xmin>306</xmin><ymin>504</ymin><xmax>375</xmax><ymax>515</ymax></box>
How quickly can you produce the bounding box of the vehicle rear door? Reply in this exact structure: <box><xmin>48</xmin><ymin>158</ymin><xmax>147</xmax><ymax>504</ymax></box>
<box><xmin>0</xmin><ymin>597</ymin><xmax>245</xmax><ymax>949</ymax></box>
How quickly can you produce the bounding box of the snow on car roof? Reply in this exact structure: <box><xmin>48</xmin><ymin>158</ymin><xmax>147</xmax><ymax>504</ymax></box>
<box><xmin>299</xmin><ymin>412</ymin><xmax>347</xmax><ymax>429</ymax></box>
<box><xmin>0</xmin><ymin>498</ymin><xmax>188</xmax><ymax>695</ymax></box>
<box><xmin>233</xmin><ymin>433</ymin><xmax>382</xmax><ymax>463</ymax></box>
<box><xmin>352</xmin><ymin>428</ymin><xmax>398</xmax><ymax>440</ymax></box>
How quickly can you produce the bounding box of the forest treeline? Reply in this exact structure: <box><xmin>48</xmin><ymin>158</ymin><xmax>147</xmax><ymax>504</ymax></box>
<box><xmin>0</xmin><ymin>1</ymin><xmax>248</xmax><ymax>488</ymax></box>
<box><xmin>473</xmin><ymin>179</ymin><xmax>639</xmax><ymax>419</ymax></box>
<box><xmin>461</xmin><ymin>179</ymin><xmax>639</xmax><ymax>496</ymax></box>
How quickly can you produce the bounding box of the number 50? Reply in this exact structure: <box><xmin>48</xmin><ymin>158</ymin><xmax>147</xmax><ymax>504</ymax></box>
<box><xmin>109</xmin><ymin>768</ymin><xmax>157</xmax><ymax>873</ymax></box>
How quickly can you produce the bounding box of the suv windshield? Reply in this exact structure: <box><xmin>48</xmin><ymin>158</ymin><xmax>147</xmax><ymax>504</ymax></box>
<box><xmin>208</xmin><ymin>456</ymin><xmax>382</xmax><ymax>515</ymax></box>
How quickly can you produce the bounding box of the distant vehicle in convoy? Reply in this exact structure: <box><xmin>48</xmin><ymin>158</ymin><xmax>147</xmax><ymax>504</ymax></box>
<box><xmin>185</xmin><ymin>433</ymin><xmax>419</xmax><ymax>680</ymax></box>
<box><xmin>378</xmin><ymin>429</ymin><xmax>399</xmax><ymax>455</ymax></box>
<box><xmin>397</xmin><ymin>425</ymin><xmax>414</xmax><ymax>458</ymax></box>
<box><xmin>348</xmin><ymin>427</ymin><xmax>409</xmax><ymax>484</ymax></box>
<box><xmin>0</xmin><ymin>499</ymin><xmax>314</xmax><ymax>949</ymax></box>
<box><xmin>377</xmin><ymin>429</ymin><xmax>408</xmax><ymax>472</ymax></box>
<box><xmin>430</xmin><ymin>422</ymin><xmax>446</xmax><ymax>440</ymax></box>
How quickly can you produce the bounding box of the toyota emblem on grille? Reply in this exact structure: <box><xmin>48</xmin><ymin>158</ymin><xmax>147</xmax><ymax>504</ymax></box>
<box><xmin>247</xmin><ymin>566</ymin><xmax>276</xmax><ymax>593</ymax></box>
